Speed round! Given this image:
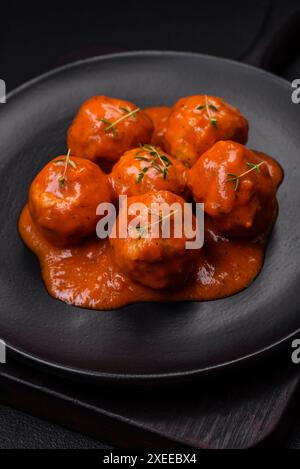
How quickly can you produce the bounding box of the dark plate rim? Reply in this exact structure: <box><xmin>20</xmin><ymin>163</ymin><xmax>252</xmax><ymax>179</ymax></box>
<box><xmin>5</xmin><ymin>327</ymin><xmax>300</xmax><ymax>384</ymax></box>
<box><xmin>3</xmin><ymin>50</ymin><xmax>296</xmax><ymax>383</ymax></box>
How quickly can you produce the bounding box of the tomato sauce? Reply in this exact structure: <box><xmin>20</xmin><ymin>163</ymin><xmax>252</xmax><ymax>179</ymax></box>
<box><xmin>18</xmin><ymin>96</ymin><xmax>284</xmax><ymax>311</ymax></box>
<box><xmin>19</xmin><ymin>205</ymin><xmax>266</xmax><ymax>310</ymax></box>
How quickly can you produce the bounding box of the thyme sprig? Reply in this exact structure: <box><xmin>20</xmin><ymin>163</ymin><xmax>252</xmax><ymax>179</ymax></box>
<box><xmin>134</xmin><ymin>209</ymin><xmax>179</xmax><ymax>239</ymax></box>
<box><xmin>135</xmin><ymin>145</ymin><xmax>172</xmax><ymax>183</ymax></box>
<box><xmin>55</xmin><ymin>149</ymin><xmax>77</xmax><ymax>188</ymax></box>
<box><xmin>196</xmin><ymin>95</ymin><xmax>219</xmax><ymax>128</ymax></box>
<box><xmin>119</xmin><ymin>106</ymin><xmax>138</xmax><ymax>120</ymax></box>
<box><xmin>227</xmin><ymin>161</ymin><xmax>265</xmax><ymax>192</ymax></box>
<box><xmin>100</xmin><ymin>107</ymin><xmax>140</xmax><ymax>140</ymax></box>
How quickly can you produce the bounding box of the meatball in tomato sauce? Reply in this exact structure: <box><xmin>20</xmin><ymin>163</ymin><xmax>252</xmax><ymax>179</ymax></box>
<box><xmin>164</xmin><ymin>95</ymin><xmax>248</xmax><ymax>167</ymax></box>
<box><xmin>29</xmin><ymin>154</ymin><xmax>112</xmax><ymax>246</ymax></box>
<box><xmin>67</xmin><ymin>96</ymin><xmax>153</xmax><ymax>163</ymax></box>
<box><xmin>253</xmin><ymin>150</ymin><xmax>284</xmax><ymax>190</ymax></box>
<box><xmin>109</xmin><ymin>145</ymin><xmax>188</xmax><ymax>199</ymax></box>
<box><xmin>144</xmin><ymin>106</ymin><xmax>171</xmax><ymax>149</ymax></box>
<box><xmin>109</xmin><ymin>191</ymin><xmax>198</xmax><ymax>289</ymax></box>
<box><xmin>188</xmin><ymin>141</ymin><xmax>282</xmax><ymax>238</ymax></box>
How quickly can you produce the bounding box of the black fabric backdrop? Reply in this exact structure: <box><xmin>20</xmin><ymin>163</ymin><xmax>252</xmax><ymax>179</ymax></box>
<box><xmin>0</xmin><ymin>0</ymin><xmax>300</xmax><ymax>449</ymax></box>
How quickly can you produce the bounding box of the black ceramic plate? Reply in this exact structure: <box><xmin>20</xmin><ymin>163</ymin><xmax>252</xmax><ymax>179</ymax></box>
<box><xmin>0</xmin><ymin>51</ymin><xmax>299</xmax><ymax>384</ymax></box>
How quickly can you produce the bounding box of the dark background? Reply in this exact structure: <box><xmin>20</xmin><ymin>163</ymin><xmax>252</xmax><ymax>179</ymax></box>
<box><xmin>1</xmin><ymin>0</ymin><xmax>300</xmax><ymax>91</ymax></box>
<box><xmin>1</xmin><ymin>0</ymin><xmax>300</xmax><ymax>449</ymax></box>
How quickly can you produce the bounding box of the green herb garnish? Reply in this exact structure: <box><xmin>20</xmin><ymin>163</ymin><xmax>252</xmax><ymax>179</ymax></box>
<box><xmin>227</xmin><ymin>161</ymin><xmax>265</xmax><ymax>192</ymax></box>
<box><xmin>135</xmin><ymin>224</ymin><xmax>145</xmax><ymax>239</ymax></box>
<box><xmin>134</xmin><ymin>210</ymin><xmax>178</xmax><ymax>239</ymax></box>
<box><xmin>100</xmin><ymin>107</ymin><xmax>140</xmax><ymax>140</ymax></box>
<box><xmin>137</xmin><ymin>166</ymin><xmax>149</xmax><ymax>183</ymax></box>
<box><xmin>135</xmin><ymin>145</ymin><xmax>172</xmax><ymax>183</ymax></box>
<box><xmin>55</xmin><ymin>149</ymin><xmax>77</xmax><ymax>188</ymax></box>
<box><xmin>196</xmin><ymin>95</ymin><xmax>219</xmax><ymax>129</ymax></box>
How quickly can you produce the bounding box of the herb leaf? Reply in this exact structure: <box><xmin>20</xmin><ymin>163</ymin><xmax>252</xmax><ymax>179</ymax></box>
<box><xmin>134</xmin><ymin>145</ymin><xmax>173</xmax><ymax>183</ymax></box>
<box><xmin>227</xmin><ymin>161</ymin><xmax>265</xmax><ymax>192</ymax></box>
<box><xmin>210</xmin><ymin>118</ymin><xmax>218</xmax><ymax>129</ymax></box>
<box><xmin>136</xmin><ymin>224</ymin><xmax>145</xmax><ymax>239</ymax></box>
<box><xmin>134</xmin><ymin>156</ymin><xmax>151</xmax><ymax>162</ymax></box>
<box><xmin>160</xmin><ymin>155</ymin><xmax>172</xmax><ymax>166</ymax></box>
<box><xmin>134</xmin><ymin>210</ymin><xmax>178</xmax><ymax>239</ymax></box>
<box><xmin>120</xmin><ymin>106</ymin><xmax>132</xmax><ymax>113</ymax></box>
<box><xmin>246</xmin><ymin>162</ymin><xmax>262</xmax><ymax>173</ymax></box>
<box><xmin>55</xmin><ymin>149</ymin><xmax>77</xmax><ymax>188</ymax></box>
<box><xmin>100</xmin><ymin>107</ymin><xmax>141</xmax><ymax>140</ymax></box>
<box><xmin>137</xmin><ymin>166</ymin><xmax>149</xmax><ymax>183</ymax></box>
<box><xmin>197</xmin><ymin>96</ymin><xmax>219</xmax><ymax>129</ymax></box>
<box><xmin>99</xmin><ymin>118</ymin><xmax>112</xmax><ymax>125</ymax></box>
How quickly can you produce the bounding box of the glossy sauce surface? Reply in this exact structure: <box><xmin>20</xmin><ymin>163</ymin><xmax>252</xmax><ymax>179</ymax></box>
<box><xmin>19</xmin><ymin>205</ymin><xmax>266</xmax><ymax>310</ymax></box>
<box><xmin>67</xmin><ymin>96</ymin><xmax>153</xmax><ymax>163</ymax></box>
<box><xmin>109</xmin><ymin>147</ymin><xmax>188</xmax><ymax>198</ymax></box>
<box><xmin>144</xmin><ymin>106</ymin><xmax>171</xmax><ymax>148</ymax></box>
<box><xmin>164</xmin><ymin>95</ymin><xmax>249</xmax><ymax>167</ymax></box>
<box><xmin>19</xmin><ymin>94</ymin><xmax>284</xmax><ymax>311</ymax></box>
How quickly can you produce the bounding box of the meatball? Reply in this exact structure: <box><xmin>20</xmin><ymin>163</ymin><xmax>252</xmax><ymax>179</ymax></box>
<box><xmin>109</xmin><ymin>145</ymin><xmax>188</xmax><ymax>199</ymax></box>
<box><xmin>164</xmin><ymin>95</ymin><xmax>249</xmax><ymax>167</ymax></box>
<box><xmin>253</xmin><ymin>150</ymin><xmax>284</xmax><ymax>190</ymax></box>
<box><xmin>144</xmin><ymin>106</ymin><xmax>171</xmax><ymax>148</ymax></box>
<box><xmin>67</xmin><ymin>96</ymin><xmax>154</xmax><ymax>163</ymax></box>
<box><xmin>188</xmin><ymin>141</ymin><xmax>278</xmax><ymax>238</ymax></box>
<box><xmin>29</xmin><ymin>154</ymin><xmax>112</xmax><ymax>246</ymax></box>
<box><xmin>109</xmin><ymin>191</ymin><xmax>198</xmax><ymax>289</ymax></box>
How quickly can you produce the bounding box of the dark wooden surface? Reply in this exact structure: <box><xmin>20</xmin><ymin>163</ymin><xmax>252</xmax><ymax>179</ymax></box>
<box><xmin>0</xmin><ymin>352</ymin><xmax>299</xmax><ymax>449</ymax></box>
